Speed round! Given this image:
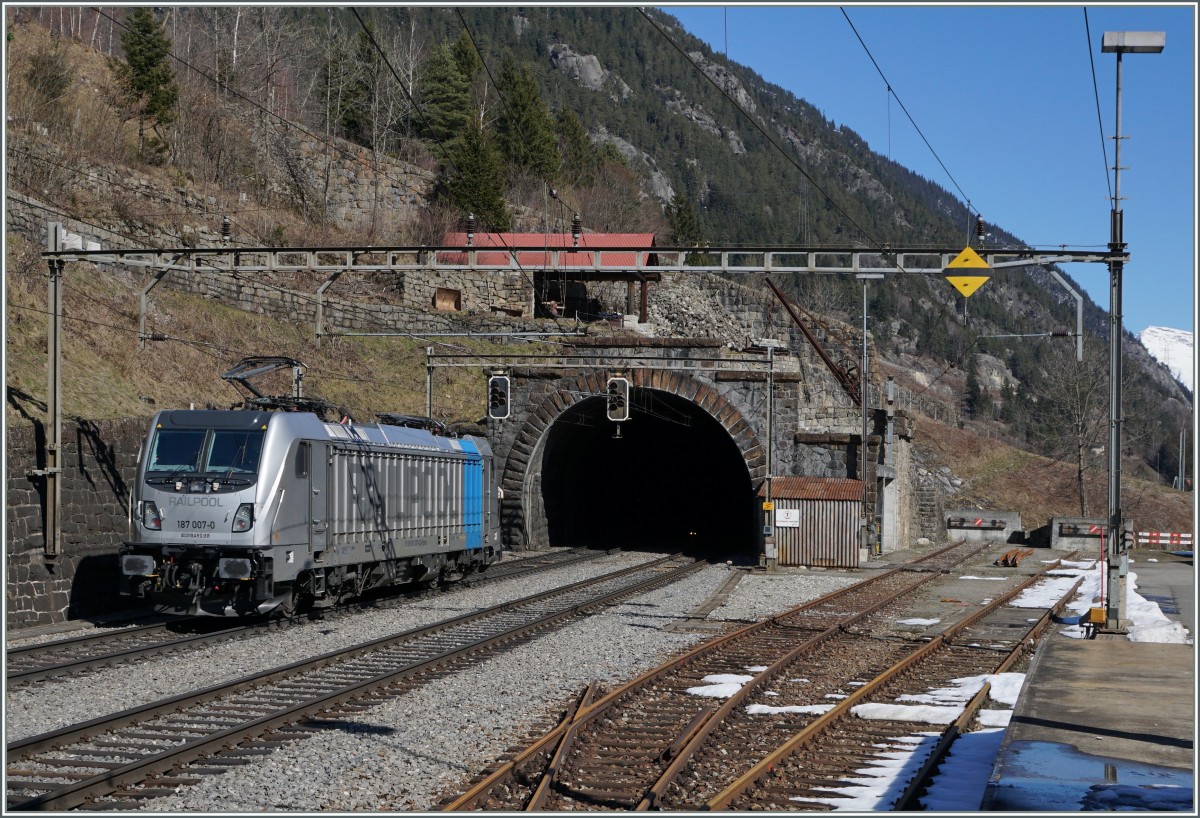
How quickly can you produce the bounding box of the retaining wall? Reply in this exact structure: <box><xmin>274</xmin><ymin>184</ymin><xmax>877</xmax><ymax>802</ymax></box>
<box><xmin>6</xmin><ymin>417</ymin><xmax>148</xmax><ymax>627</ymax></box>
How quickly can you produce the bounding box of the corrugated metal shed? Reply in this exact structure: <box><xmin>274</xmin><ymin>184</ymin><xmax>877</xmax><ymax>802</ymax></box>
<box><xmin>760</xmin><ymin>477</ymin><xmax>863</xmax><ymax>568</ymax></box>
<box><xmin>760</xmin><ymin>476</ymin><xmax>863</xmax><ymax>502</ymax></box>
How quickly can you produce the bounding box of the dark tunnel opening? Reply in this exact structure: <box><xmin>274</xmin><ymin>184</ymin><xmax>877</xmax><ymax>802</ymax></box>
<box><xmin>539</xmin><ymin>388</ymin><xmax>756</xmax><ymax>560</ymax></box>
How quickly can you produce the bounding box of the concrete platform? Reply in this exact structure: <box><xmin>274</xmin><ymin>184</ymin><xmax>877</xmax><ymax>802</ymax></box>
<box><xmin>983</xmin><ymin>549</ymin><xmax>1195</xmax><ymax>811</ymax></box>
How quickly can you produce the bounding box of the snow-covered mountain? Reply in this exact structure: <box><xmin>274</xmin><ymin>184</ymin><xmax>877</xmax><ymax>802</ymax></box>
<box><xmin>1139</xmin><ymin>326</ymin><xmax>1194</xmax><ymax>393</ymax></box>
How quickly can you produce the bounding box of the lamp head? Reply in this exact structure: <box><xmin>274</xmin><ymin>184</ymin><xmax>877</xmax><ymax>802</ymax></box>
<box><xmin>1102</xmin><ymin>31</ymin><xmax>1165</xmax><ymax>54</ymax></box>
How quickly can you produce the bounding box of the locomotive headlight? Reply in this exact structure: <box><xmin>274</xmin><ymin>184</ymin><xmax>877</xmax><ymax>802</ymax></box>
<box><xmin>232</xmin><ymin>503</ymin><xmax>254</xmax><ymax>533</ymax></box>
<box><xmin>142</xmin><ymin>501</ymin><xmax>162</xmax><ymax>531</ymax></box>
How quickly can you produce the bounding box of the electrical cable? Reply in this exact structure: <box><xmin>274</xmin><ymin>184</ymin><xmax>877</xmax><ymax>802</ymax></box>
<box><xmin>28</xmin><ymin>190</ymin><xmax>555</xmax><ymax>358</ymax></box>
<box><xmin>451</xmin><ymin>8</ymin><xmax>597</xmax><ymax>335</ymax></box>
<box><xmin>7</xmin><ymin>147</ymin><xmax>288</xmax><ymax>222</ymax></box>
<box><xmin>839</xmin><ymin>7</ymin><xmax>977</xmax><ymax>233</ymax></box>
<box><xmin>6</xmin><ymin>150</ymin><xmax>273</xmax><ymax>247</ymax></box>
<box><xmin>1083</xmin><ymin>8</ymin><xmax>1115</xmax><ymax>203</ymax></box>
<box><xmin>908</xmin><ymin>337</ymin><xmax>980</xmax><ymax>399</ymax></box>
<box><xmin>10</xmin><ymin>296</ymin><xmax>476</xmax><ymax>409</ymax></box>
<box><xmin>636</xmin><ymin>8</ymin><xmax>908</xmax><ymax>274</ymax></box>
<box><xmin>29</xmin><ymin>220</ymin><xmax>450</xmax><ymax>351</ymax></box>
<box><xmin>93</xmin><ymin>8</ymin><xmax>427</xmax><ymax>217</ymax></box>
<box><xmin>352</xmin><ymin>8</ymin><xmax>582</xmax><ymax>349</ymax></box>
<box><xmin>6</xmin><ymin>194</ymin><xmax>146</xmax><ymax>249</ymax></box>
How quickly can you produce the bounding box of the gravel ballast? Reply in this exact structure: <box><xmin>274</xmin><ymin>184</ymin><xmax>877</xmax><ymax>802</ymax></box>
<box><xmin>6</xmin><ymin>551</ymin><xmax>863</xmax><ymax>811</ymax></box>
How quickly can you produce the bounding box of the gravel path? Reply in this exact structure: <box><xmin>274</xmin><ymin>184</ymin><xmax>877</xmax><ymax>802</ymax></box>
<box><xmin>6</xmin><ymin>551</ymin><xmax>863</xmax><ymax>811</ymax></box>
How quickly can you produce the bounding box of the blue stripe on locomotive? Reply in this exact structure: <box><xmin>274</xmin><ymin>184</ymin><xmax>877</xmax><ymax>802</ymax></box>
<box><xmin>459</xmin><ymin>439</ymin><xmax>483</xmax><ymax>549</ymax></box>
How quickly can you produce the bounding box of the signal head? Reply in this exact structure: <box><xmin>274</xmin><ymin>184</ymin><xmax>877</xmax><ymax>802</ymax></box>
<box><xmin>487</xmin><ymin>374</ymin><xmax>510</xmax><ymax>420</ymax></box>
<box><xmin>605</xmin><ymin>377</ymin><xmax>630</xmax><ymax>422</ymax></box>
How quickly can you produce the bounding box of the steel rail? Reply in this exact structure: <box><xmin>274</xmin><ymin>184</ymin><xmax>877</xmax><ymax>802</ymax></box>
<box><xmin>890</xmin><ymin>572</ymin><xmax>1078</xmax><ymax>812</ymax></box>
<box><xmin>441</xmin><ymin>539</ymin><xmax>990</xmax><ymax>811</ymax></box>
<box><xmin>10</xmin><ymin>553</ymin><xmax>688</xmax><ymax>758</ymax></box>
<box><xmin>633</xmin><ymin>540</ymin><xmax>1032</xmax><ymax>810</ymax></box>
<box><xmin>6</xmin><ymin>622</ymin><xmax>246</xmax><ymax>685</ymax></box>
<box><xmin>892</xmin><ymin>681</ymin><xmax>994</xmax><ymax>811</ymax></box>
<box><xmin>6</xmin><ymin>555</ymin><xmax>699</xmax><ymax>811</ymax></box>
<box><xmin>704</xmin><ymin>562</ymin><xmax>1084</xmax><ymax>810</ymax></box>
<box><xmin>6</xmin><ymin>547</ymin><xmax>605</xmax><ymax>686</ymax></box>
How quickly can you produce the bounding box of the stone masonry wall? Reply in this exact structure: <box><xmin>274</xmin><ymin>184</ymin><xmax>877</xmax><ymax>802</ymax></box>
<box><xmin>6</xmin><ymin>417</ymin><xmax>147</xmax><ymax>628</ymax></box>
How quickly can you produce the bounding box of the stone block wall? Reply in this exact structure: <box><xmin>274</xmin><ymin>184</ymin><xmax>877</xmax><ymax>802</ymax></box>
<box><xmin>6</xmin><ymin>417</ymin><xmax>149</xmax><ymax>628</ymax></box>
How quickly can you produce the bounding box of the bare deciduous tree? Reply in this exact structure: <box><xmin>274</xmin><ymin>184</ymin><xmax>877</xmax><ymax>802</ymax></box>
<box><xmin>1030</xmin><ymin>337</ymin><xmax>1154</xmax><ymax>517</ymax></box>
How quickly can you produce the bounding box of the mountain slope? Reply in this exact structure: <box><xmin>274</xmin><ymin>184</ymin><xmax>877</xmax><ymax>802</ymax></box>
<box><xmin>3</xmin><ymin>8</ymin><xmax>1193</xmax><ymax>491</ymax></box>
<box><xmin>1139</xmin><ymin>326</ymin><xmax>1194</xmax><ymax>394</ymax></box>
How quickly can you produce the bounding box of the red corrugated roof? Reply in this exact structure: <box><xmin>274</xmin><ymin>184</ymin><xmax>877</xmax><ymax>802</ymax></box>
<box><xmin>437</xmin><ymin>232</ymin><xmax>657</xmax><ymax>267</ymax></box>
<box><xmin>757</xmin><ymin>477</ymin><xmax>863</xmax><ymax>501</ymax></box>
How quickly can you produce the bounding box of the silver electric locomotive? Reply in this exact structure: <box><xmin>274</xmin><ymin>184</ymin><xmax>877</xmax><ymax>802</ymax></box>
<box><xmin>120</xmin><ymin>409</ymin><xmax>501</xmax><ymax>617</ymax></box>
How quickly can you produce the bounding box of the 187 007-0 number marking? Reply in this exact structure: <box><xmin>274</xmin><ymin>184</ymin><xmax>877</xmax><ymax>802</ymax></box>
<box><xmin>178</xmin><ymin>520</ymin><xmax>216</xmax><ymax>530</ymax></box>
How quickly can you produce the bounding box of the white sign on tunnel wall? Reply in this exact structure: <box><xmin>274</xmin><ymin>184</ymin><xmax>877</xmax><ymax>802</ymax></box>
<box><xmin>775</xmin><ymin>508</ymin><xmax>800</xmax><ymax>528</ymax></box>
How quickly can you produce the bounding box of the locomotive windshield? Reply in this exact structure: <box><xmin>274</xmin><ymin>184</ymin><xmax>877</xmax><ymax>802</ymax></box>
<box><xmin>147</xmin><ymin>429</ymin><xmax>265</xmax><ymax>476</ymax></box>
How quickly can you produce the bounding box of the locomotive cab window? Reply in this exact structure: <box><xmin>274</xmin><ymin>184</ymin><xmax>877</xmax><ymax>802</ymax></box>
<box><xmin>146</xmin><ymin>428</ymin><xmax>265</xmax><ymax>480</ymax></box>
<box><xmin>147</xmin><ymin>429</ymin><xmax>206</xmax><ymax>473</ymax></box>
<box><xmin>295</xmin><ymin>442</ymin><xmax>309</xmax><ymax>478</ymax></box>
<box><xmin>206</xmin><ymin>431</ymin><xmax>264</xmax><ymax>474</ymax></box>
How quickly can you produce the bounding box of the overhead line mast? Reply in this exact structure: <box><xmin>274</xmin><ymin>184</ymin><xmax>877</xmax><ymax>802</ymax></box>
<box><xmin>1099</xmin><ymin>30</ymin><xmax>1165</xmax><ymax>633</ymax></box>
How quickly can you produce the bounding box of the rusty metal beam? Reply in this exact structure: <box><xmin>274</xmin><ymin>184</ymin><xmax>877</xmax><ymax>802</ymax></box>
<box><xmin>764</xmin><ymin>277</ymin><xmax>861</xmax><ymax>406</ymax></box>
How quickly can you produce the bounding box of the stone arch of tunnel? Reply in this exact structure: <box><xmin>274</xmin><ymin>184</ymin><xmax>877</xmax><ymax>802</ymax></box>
<box><xmin>502</xmin><ymin>371</ymin><xmax>766</xmax><ymax>558</ymax></box>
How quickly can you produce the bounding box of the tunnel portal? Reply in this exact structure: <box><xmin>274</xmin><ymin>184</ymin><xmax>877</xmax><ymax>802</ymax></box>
<box><xmin>537</xmin><ymin>387</ymin><xmax>755</xmax><ymax>557</ymax></box>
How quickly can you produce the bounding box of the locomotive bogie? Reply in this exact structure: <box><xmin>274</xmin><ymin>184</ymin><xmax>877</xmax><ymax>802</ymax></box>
<box><xmin>121</xmin><ymin>409</ymin><xmax>501</xmax><ymax>617</ymax></box>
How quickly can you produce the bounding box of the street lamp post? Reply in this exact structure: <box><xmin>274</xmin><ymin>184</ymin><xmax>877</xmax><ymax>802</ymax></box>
<box><xmin>1101</xmin><ymin>30</ymin><xmax>1164</xmax><ymax>631</ymax></box>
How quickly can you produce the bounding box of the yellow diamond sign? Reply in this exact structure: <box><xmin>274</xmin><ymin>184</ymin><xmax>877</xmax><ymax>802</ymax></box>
<box><xmin>946</xmin><ymin>275</ymin><xmax>990</xmax><ymax>297</ymax></box>
<box><xmin>944</xmin><ymin>246</ymin><xmax>991</xmax><ymax>297</ymax></box>
<box><xmin>946</xmin><ymin>246</ymin><xmax>990</xmax><ymax>270</ymax></box>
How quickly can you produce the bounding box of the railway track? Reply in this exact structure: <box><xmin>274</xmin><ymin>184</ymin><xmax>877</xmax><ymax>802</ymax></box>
<box><xmin>5</xmin><ymin>546</ymin><xmax>611</xmax><ymax>687</ymax></box>
<box><xmin>703</xmin><ymin>568</ymin><xmax>1081</xmax><ymax>811</ymax></box>
<box><xmin>440</xmin><ymin>541</ymin><xmax>1080</xmax><ymax>811</ymax></box>
<box><xmin>5</xmin><ymin>621</ymin><xmax>256</xmax><ymax>686</ymax></box>
<box><xmin>5</xmin><ymin>552</ymin><xmax>697</xmax><ymax>812</ymax></box>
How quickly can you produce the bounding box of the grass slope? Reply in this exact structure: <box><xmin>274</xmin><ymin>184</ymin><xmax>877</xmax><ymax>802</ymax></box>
<box><xmin>915</xmin><ymin>415</ymin><xmax>1192</xmax><ymax>535</ymax></box>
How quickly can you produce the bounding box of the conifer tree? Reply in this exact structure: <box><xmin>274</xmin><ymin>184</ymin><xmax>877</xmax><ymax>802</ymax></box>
<box><xmin>557</xmin><ymin>108</ymin><xmax>598</xmax><ymax>187</ymax></box>
<box><xmin>452</xmin><ymin>29</ymin><xmax>492</xmax><ymax>130</ymax></box>
<box><xmin>666</xmin><ymin>191</ymin><xmax>714</xmax><ymax>264</ymax></box>
<box><xmin>115</xmin><ymin>7</ymin><xmax>178</xmax><ymax>160</ymax></box>
<box><xmin>494</xmin><ymin>53</ymin><xmax>558</xmax><ymax>180</ymax></box>
<box><xmin>451</xmin><ymin>29</ymin><xmax>480</xmax><ymax>79</ymax></box>
<box><xmin>339</xmin><ymin>24</ymin><xmax>382</xmax><ymax>148</ymax></box>
<box><xmin>666</xmin><ymin>191</ymin><xmax>703</xmax><ymax>246</ymax></box>
<box><xmin>437</xmin><ymin>119</ymin><xmax>510</xmax><ymax>231</ymax></box>
<box><xmin>964</xmin><ymin>354</ymin><xmax>984</xmax><ymax>418</ymax></box>
<box><xmin>418</xmin><ymin>42</ymin><xmax>471</xmax><ymax>152</ymax></box>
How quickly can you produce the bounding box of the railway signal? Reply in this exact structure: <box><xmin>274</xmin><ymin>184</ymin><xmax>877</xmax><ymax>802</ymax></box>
<box><xmin>606</xmin><ymin>377</ymin><xmax>630</xmax><ymax>422</ymax></box>
<box><xmin>487</xmin><ymin>375</ymin><xmax>510</xmax><ymax>420</ymax></box>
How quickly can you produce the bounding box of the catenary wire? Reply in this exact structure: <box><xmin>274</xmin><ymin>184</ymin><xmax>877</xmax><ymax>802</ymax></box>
<box><xmin>93</xmin><ymin>7</ymin><xmax>428</xmax><ymax>216</ymax></box>
<box><xmin>9</xmin><ymin>299</ymin><xmax>484</xmax><ymax>415</ymax></box>
<box><xmin>452</xmin><ymin>9</ymin><xmax>575</xmax><ymax>338</ymax></box>
<box><xmin>351</xmin><ymin>8</ymin><xmax>575</xmax><ymax>345</ymax></box>
<box><xmin>1082</xmin><ymin>8</ymin><xmax>1115</xmax><ymax>203</ymax></box>
<box><xmin>7</xmin><ymin>194</ymin><xmax>147</xmax><ymax>250</ymax></box>
<box><xmin>7</xmin><ymin>147</ymin><xmax>288</xmax><ymax>223</ymax></box>
<box><xmin>636</xmin><ymin>8</ymin><xmax>908</xmax><ymax>274</ymax></box>
<box><xmin>839</xmin><ymin>7</ymin><xmax>977</xmax><ymax>231</ymax></box>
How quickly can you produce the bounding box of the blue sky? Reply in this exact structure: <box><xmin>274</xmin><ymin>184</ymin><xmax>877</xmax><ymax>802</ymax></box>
<box><xmin>662</xmin><ymin>4</ymin><xmax>1196</xmax><ymax>336</ymax></box>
